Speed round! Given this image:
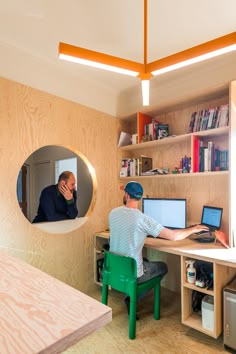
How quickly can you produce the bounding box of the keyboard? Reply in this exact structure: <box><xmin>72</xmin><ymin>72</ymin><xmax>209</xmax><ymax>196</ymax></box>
<box><xmin>191</xmin><ymin>236</ymin><xmax>215</xmax><ymax>243</ymax></box>
<box><xmin>194</xmin><ymin>230</ymin><xmax>211</xmax><ymax>236</ymax></box>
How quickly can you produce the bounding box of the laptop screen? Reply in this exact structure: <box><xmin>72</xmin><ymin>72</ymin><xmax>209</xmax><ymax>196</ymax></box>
<box><xmin>201</xmin><ymin>206</ymin><xmax>223</xmax><ymax>230</ymax></box>
<box><xmin>142</xmin><ymin>198</ymin><xmax>187</xmax><ymax>229</ymax></box>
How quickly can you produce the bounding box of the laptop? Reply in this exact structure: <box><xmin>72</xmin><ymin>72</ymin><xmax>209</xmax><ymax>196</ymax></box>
<box><xmin>191</xmin><ymin>205</ymin><xmax>223</xmax><ymax>243</ymax></box>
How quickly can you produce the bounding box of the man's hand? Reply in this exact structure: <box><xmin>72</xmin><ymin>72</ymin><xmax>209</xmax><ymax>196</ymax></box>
<box><xmin>59</xmin><ymin>183</ymin><xmax>73</xmax><ymax>201</ymax></box>
<box><xmin>159</xmin><ymin>224</ymin><xmax>209</xmax><ymax>241</ymax></box>
<box><xmin>191</xmin><ymin>224</ymin><xmax>209</xmax><ymax>233</ymax></box>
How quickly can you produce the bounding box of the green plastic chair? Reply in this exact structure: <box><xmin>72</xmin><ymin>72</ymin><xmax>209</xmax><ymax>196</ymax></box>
<box><xmin>101</xmin><ymin>251</ymin><xmax>162</xmax><ymax>339</ymax></box>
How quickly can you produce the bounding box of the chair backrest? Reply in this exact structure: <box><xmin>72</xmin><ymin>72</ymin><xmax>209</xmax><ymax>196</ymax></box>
<box><xmin>103</xmin><ymin>251</ymin><xmax>137</xmax><ymax>294</ymax></box>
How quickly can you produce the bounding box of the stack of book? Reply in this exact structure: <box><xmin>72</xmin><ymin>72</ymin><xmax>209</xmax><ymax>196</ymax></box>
<box><xmin>143</xmin><ymin>120</ymin><xmax>169</xmax><ymax>142</ymax></box>
<box><xmin>193</xmin><ymin>138</ymin><xmax>228</xmax><ymax>172</ymax></box>
<box><xmin>120</xmin><ymin>156</ymin><xmax>152</xmax><ymax>177</ymax></box>
<box><xmin>188</xmin><ymin>104</ymin><xmax>229</xmax><ymax>133</ymax></box>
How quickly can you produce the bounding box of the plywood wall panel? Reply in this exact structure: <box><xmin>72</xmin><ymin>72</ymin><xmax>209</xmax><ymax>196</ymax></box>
<box><xmin>0</xmin><ymin>77</ymin><xmax>120</xmax><ymax>293</ymax></box>
<box><xmin>139</xmin><ymin>173</ymin><xmax>229</xmax><ymax>233</ymax></box>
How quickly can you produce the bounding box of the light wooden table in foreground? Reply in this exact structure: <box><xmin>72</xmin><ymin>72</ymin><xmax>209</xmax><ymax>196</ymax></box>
<box><xmin>0</xmin><ymin>250</ymin><xmax>111</xmax><ymax>354</ymax></box>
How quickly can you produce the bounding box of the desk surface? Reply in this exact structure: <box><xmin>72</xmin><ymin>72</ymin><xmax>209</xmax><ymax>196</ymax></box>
<box><xmin>0</xmin><ymin>250</ymin><xmax>111</xmax><ymax>354</ymax></box>
<box><xmin>96</xmin><ymin>231</ymin><xmax>236</xmax><ymax>268</ymax></box>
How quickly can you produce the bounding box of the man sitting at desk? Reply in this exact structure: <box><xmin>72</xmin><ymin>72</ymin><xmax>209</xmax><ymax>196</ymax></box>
<box><xmin>109</xmin><ymin>181</ymin><xmax>208</xmax><ymax>315</ymax></box>
<box><xmin>32</xmin><ymin>171</ymin><xmax>78</xmax><ymax>223</ymax></box>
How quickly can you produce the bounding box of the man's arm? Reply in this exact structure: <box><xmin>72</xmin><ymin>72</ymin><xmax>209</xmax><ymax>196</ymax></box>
<box><xmin>58</xmin><ymin>184</ymin><xmax>78</xmax><ymax>219</ymax></box>
<box><xmin>65</xmin><ymin>191</ymin><xmax>78</xmax><ymax>219</ymax></box>
<box><xmin>159</xmin><ymin>225</ymin><xmax>209</xmax><ymax>241</ymax></box>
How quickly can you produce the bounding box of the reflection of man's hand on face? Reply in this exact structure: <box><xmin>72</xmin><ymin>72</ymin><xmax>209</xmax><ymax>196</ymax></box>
<box><xmin>59</xmin><ymin>182</ymin><xmax>73</xmax><ymax>201</ymax></box>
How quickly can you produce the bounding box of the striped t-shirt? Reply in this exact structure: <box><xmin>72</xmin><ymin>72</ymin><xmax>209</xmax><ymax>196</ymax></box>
<box><xmin>109</xmin><ymin>206</ymin><xmax>164</xmax><ymax>277</ymax></box>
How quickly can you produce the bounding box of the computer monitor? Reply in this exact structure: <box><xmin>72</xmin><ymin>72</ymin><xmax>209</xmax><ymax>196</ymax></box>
<box><xmin>142</xmin><ymin>198</ymin><xmax>187</xmax><ymax>229</ymax></box>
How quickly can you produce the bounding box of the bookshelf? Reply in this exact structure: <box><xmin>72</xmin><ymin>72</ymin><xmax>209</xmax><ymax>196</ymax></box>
<box><xmin>116</xmin><ymin>80</ymin><xmax>236</xmax><ymax>337</ymax></box>
<box><xmin>93</xmin><ymin>81</ymin><xmax>236</xmax><ymax>339</ymax></box>
<box><xmin>117</xmin><ymin>83</ymin><xmax>233</xmax><ymax>246</ymax></box>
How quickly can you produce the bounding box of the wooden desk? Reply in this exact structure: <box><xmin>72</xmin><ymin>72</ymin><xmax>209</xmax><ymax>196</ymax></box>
<box><xmin>0</xmin><ymin>250</ymin><xmax>111</xmax><ymax>354</ymax></box>
<box><xmin>94</xmin><ymin>231</ymin><xmax>236</xmax><ymax>338</ymax></box>
<box><xmin>95</xmin><ymin>231</ymin><xmax>236</xmax><ymax>266</ymax></box>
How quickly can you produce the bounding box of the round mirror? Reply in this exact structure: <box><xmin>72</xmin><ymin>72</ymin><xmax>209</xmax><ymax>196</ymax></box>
<box><xmin>17</xmin><ymin>145</ymin><xmax>96</xmax><ymax>233</ymax></box>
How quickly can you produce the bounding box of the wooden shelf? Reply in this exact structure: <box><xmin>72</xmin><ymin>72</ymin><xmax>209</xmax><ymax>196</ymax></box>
<box><xmin>119</xmin><ymin>134</ymin><xmax>191</xmax><ymax>151</ymax></box>
<box><xmin>120</xmin><ymin>170</ymin><xmax>228</xmax><ymax>180</ymax></box>
<box><xmin>182</xmin><ymin>314</ymin><xmax>216</xmax><ymax>338</ymax></box>
<box><xmin>193</xmin><ymin>126</ymin><xmax>229</xmax><ymax>138</ymax></box>
<box><xmin>182</xmin><ymin>282</ymin><xmax>214</xmax><ymax>296</ymax></box>
<box><xmin>119</xmin><ymin>127</ymin><xmax>229</xmax><ymax>152</ymax></box>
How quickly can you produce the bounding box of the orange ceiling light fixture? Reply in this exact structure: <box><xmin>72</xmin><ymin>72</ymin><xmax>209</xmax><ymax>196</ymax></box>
<box><xmin>59</xmin><ymin>0</ymin><xmax>236</xmax><ymax>106</ymax></box>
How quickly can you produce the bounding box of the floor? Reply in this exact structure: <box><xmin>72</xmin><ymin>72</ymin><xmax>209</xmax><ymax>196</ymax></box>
<box><xmin>64</xmin><ymin>287</ymin><xmax>232</xmax><ymax>354</ymax></box>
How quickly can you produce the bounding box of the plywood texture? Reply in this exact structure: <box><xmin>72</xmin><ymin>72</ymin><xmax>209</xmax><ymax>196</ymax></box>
<box><xmin>0</xmin><ymin>77</ymin><xmax>120</xmax><ymax>293</ymax></box>
<box><xmin>64</xmin><ymin>287</ymin><xmax>228</xmax><ymax>354</ymax></box>
<box><xmin>0</xmin><ymin>250</ymin><xmax>111</xmax><ymax>354</ymax></box>
<box><xmin>140</xmin><ymin>173</ymin><xmax>229</xmax><ymax>234</ymax></box>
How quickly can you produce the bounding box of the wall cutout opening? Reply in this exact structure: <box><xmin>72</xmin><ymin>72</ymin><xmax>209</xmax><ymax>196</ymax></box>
<box><xmin>17</xmin><ymin>145</ymin><xmax>97</xmax><ymax>233</ymax></box>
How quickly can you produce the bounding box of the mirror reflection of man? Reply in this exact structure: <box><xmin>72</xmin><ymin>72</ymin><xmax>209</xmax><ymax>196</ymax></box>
<box><xmin>32</xmin><ymin>171</ymin><xmax>78</xmax><ymax>223</ymax></box>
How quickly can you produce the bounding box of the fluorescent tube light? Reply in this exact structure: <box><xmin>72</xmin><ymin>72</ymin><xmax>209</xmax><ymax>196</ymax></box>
<box><xmin>58</xmin><ymin>0</ymin><xmax>236</xmax><ymax>106</ymax></box>
<box><xmin>151</xmin><ymin>44</ymin><xmax>236</xmax><ymax>76</ymax></box>
<box><xmin>142</xmin><ymin>80</ymin><xmax>149</xmax><ymax>106</ymax></box>
<box><xmin>59</xmin><ymin>54</ymin><xmax>139</xmax><ymax>77</ymax></box>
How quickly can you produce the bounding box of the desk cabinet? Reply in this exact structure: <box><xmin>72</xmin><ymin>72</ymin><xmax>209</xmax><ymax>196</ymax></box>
<box><xmin>94</xmin><ymin>232</ymin><xmax>236</xmax><ymax>338</ymax></box>
<box><xmin>181</xmin><ymin>255</ymin><xmax>236</xmax><ymax>338</ymax></box>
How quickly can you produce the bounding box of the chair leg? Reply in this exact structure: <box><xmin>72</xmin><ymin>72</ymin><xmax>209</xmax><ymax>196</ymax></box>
<box><xmin>129</xmin><ymin>296</ymin><xmax>137</xmax><ymax>339</ymax></box>
<box><xmin>154</xmin><ymin>282</ymin><xmax>160</xmax><ymax>320</ymax></box>
<box><xmin>101</xmin><ymin>284</ymin><xmax>108</xmax><ymax>305</ymax></box>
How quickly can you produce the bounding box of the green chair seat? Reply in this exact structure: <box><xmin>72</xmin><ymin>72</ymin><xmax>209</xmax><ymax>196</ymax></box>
<box><xmin>101</xmin><ymin>251</ymin><xmax>162</xmax><ymax>339</ymax></box>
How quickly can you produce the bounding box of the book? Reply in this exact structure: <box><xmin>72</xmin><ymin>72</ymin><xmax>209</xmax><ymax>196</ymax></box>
<box><xmin>137</xmin><ymin>112</ymin><xmax>153</xmax><ymax>143</ymax></box>
<box><xmin>188</xmin><ymin>104</ymin><xmax>228</xmax><ymax>132</ymax></box>
<box><xmin>199</xmin><ymin>144</ymin><xmax>207</xmax><ymax>172</ymax></box>
<box><xmin>207</xmin><ymin>141</ymin><xmax>214</xmax><ymax>171</ymax></box>
<box><xmin>192</xmin><ymin>136</ymin><xmax>200</xmax><ymax>172</ymax></box>
<box><xmin>196</xmin><ymin>110</ymin><xmax>204</xmax><ymax>131</ymax></box>
<box><xmin>131</xmin><ymin>134</ymin><xmax>138</xmax><ymax>144</ymax></box>
<box><xmin>218</xmin><ymin>104</ymin><xmax>229</xmax><ymax>127</ymax></box>
<box><xmin>118</xmin><ymin>132</ymin><xmax>132</xmax><ymax>147</ymax></box>
<box><xmin>207</xmin><ymin>108</ymin><xmax>216</xmax><ymax>129</ymax></box>
<box><xmin>211</xmin><ymin>106</ymin><xmax>219</xmax><ymax>128</ymax></box>
<box><xmin>120</xmin><ymin>158</ymin><xmax>130</xmax><ymax>176</ymax></box>
<box><xmin>204</xmin><ymin>146</ymin><xmax>209</xmax><ymax>171</ymax></box>
<box><xmin>188</xmin><ymin>112</ymin><xmax>196</xmax><ymax>133</ymax></box>
<box><xmin>200</xmin><ymin>110</ymin><xmax>209</xmax><ymax>131</ymax></box>
<box><xmin>156</xmin><ymin>124</ymin><xmax>169</xmax><ymax>139</ymax></box>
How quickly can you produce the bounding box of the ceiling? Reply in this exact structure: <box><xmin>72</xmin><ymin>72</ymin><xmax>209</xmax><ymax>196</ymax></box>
<box><xmin>0</xmin><ymin>0</ymin><xmax>236</xmax><ymax>116</ymax></box>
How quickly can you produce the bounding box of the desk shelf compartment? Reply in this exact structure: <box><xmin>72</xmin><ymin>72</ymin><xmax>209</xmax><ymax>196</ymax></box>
<box><xmin>181</xmin><ymin>256</ymin><xmax>236</xmax><ymax>338</ymax></box>
<box><xmin>183</xmin><ymin>282</ymin><xmax>214</xmax><ymax>296</ymax></box>
<box><xmin>181</xmin><ymin>256</ymin><xmax>216</xmax><ymax>337</ymax></box>
<box><xmin>181</xmin><ymin>287</ymin><xmax>216</xmax><ymax>337</ymax></box>
<box><xmin>94</xmin><ymin>233</ymin><xmax>109</xmax><ymax>286</ymax></box>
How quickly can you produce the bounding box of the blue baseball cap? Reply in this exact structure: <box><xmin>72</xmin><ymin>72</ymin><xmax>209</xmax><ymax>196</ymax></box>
<box><xmin>124</xmin><ymin>181</ymin><xmax>143</xmax><ymax>199</ymax></box>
